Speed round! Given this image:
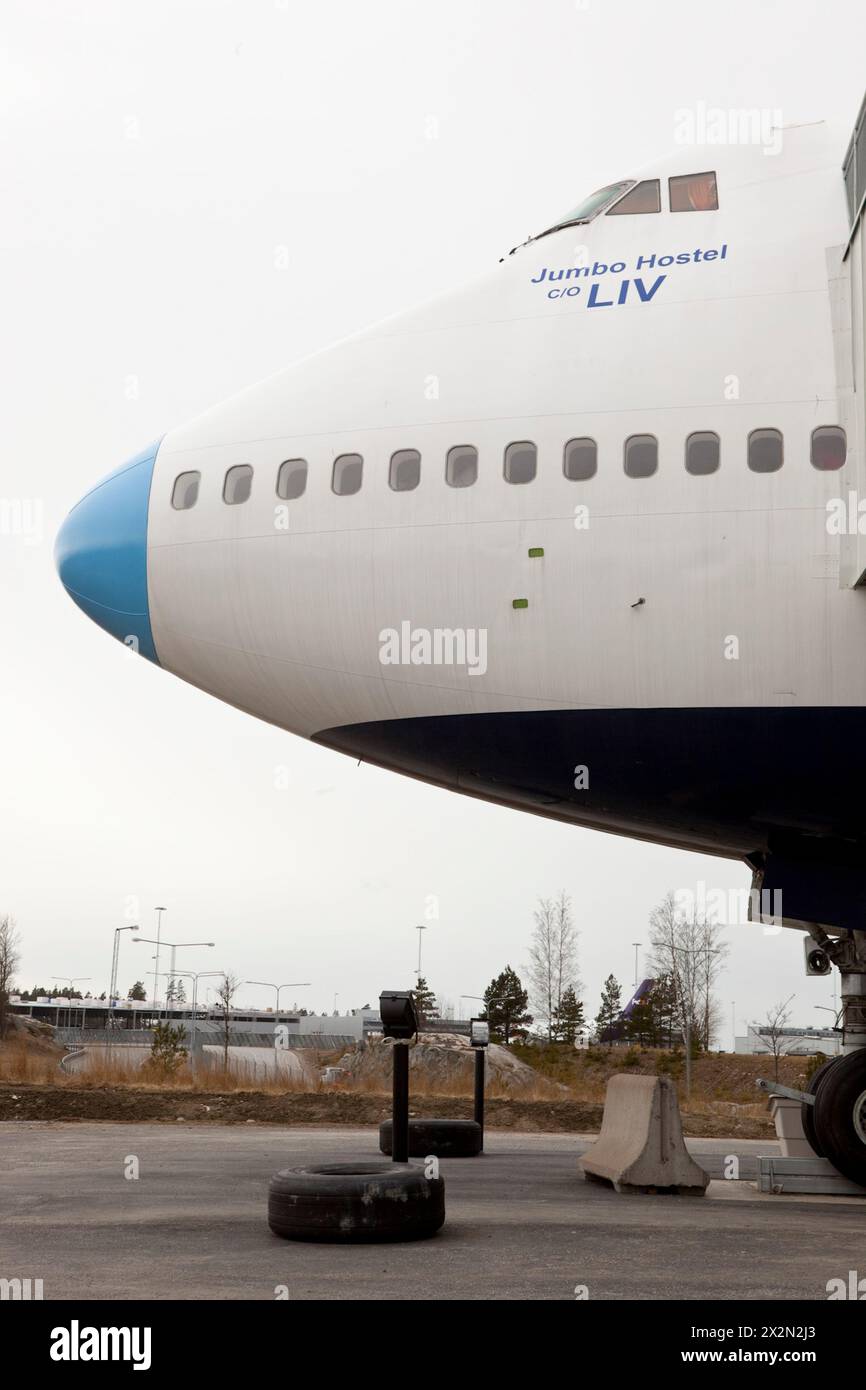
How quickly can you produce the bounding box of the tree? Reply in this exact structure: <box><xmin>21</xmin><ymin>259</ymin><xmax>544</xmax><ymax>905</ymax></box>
<box><xmin>647</xmin><ymin>892</ymin><xmax>730</xmax><ymax>1051</ymax></box>
<box><xmin>0</xmin><ymin>915</ymin><xmax>21</xmax><ymax>1040</ymax></box>
<box><xmin>127</xmin><ymin>980</ymin><xmax>146</xmax><ymax>1001</ymax></box>
<box><xmin>149</xmin><ymin>1022</ymin><xmax>188</xmax><ymax>1075</ymax></box>
<box><xmin>165</xmin><ymin>977</ymin><xmax>187</xmax><ymax>1005</ymax></box>
<box><xmin>762</xmin><ymin>995</ymin><xmax>796</xmax><ymax>1080</ymax></box>
<box><xmin>411</xmin><ymin>977</ymin><xmax>437</xmax><ymax>1024</ymax></box>
<box><xmin>483</xmin><ymin>966</ymin><xmax>533</xmax><ymax>1045</ymax></box>
<box><xmin>214</xmin><ymin>973</ymin><xmax>239</xmax><ymax>1070</ymax></box>
<box><xmin>526</xmin><ymin>891</ymin><xmax>580</xmax><ymax>1040</ymax></box>
<box><xmin>595</xmin><ymin>974</ymin><xmax>623</xmax><ymax>1045</ymax></box>
<box><xmin>551</xmin><ymin>985</ymin><xmax>585</xmax><ymax>1044</ymax></box>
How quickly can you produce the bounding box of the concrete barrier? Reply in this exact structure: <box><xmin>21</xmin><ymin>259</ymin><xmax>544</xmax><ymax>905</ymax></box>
<box><xmin>580</xmin><ymin>1073</ymin><xmax>710</xmax><ymax>1195</ymax></box>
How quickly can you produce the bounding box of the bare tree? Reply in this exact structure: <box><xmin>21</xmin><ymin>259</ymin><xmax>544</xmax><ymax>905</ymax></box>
<box><xmin>648</xmin><ymin>892</ymin><xmax>729</xmax><ymax>1051</ymax></box>
<box><xmin>763</xmin><ymin>995</ymin><xmax>796</xmax><ymax>1080</ymax></box>
<box><xmin>527</xmin><ymin>891</ymin><xmax>580</xmax><ymax>1041</ymax></box>
<box><xmin>0</xmin><ymin>915</ymin><xmax>21</xmax><ymax>1041</ymax></box>
<box><xmin>214</xmin><ymin>972</ymin><xmax>239</xmax><ymax>1071</ymax></box>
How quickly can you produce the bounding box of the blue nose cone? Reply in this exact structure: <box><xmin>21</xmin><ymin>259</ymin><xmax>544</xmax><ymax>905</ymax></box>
<box><xmin>55</xmin><ymin>441</ymin><xmax>161</xmax><ymax>664</ymax></box>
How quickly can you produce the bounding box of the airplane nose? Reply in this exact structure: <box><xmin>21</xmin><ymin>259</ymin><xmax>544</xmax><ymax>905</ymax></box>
<box><xmin>55</xmin><ymin>440</ymin><xmax>162</xmax><ymax>664</ymax></box>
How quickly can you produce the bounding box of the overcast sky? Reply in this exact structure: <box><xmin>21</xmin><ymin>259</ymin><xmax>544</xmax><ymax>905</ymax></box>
<box><xmin>2</xmin><ymin>0</ymin><xmax>863</xmax><ymax>1041</ymax></box>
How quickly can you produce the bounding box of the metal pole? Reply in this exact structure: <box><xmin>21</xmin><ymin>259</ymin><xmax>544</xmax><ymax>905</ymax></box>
<box><xmin>153</xmin><ymin>907</ymin><xmax>166</xmax><ymax>1016</ymax></box>
<box><xmin>110</xmin><ymin>931</ymin><xmax>119</xmax><ymax>1008</ymax></box>
<box><xmin>392</xmin><ymin>1041</ymin><xmax>410</xmax><ymax>1163</ymax></box>
<box><xmin>685</xmin><ymin>1015</ymin><xmax>692</xmax><ymax>1102</ymax></box>
<box><xmin>474</xmin><ymin>1047</ymin><xmax>485</xmax><ymax>1146</ymax></box>
<box><xmin>415</xmin><ymin>924</ymin><xmax>425</xmax><ymax>980</ymax></box>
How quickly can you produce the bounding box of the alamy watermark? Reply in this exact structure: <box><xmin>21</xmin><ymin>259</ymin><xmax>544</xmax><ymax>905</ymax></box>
<box><xmin>674</xmin><ymin>882</ymin><xmax>782</xmax><ymax>928</ymax></box>
<box><xmin>379</xmin><ymin>622</ymin><xmax>487</xmax><ymax>676</ymax></box>
<box><xmin>674</xmin><ymin>102</ymin><xmax>783</xmax><ymax>156</ymax></box>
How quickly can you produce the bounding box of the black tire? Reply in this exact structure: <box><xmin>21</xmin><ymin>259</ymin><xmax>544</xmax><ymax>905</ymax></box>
<box><xmin>801</xmin><ymin>1057</ymin><xmax>839</xmax><ymax>1157</ymax></box>
<box><xmin>379</xmin><ymin>1118</ymin><xmax>482</xmax><ymax>1158</ymax></box>
<box><xmin>812</xmin><ymin>1051</ymin><xmax>866</xmax><ymax>1186</ymax></box>
<box><xmin>268</xmin><ymin>1162</ymin><xmax>445</xmax><ymax>1243</ymax></box>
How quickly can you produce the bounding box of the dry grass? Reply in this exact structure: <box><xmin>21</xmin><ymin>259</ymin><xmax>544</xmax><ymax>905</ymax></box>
<box><xmin>0</xmin><ymin>1042</ymin><xmax>321</xmax><ymax>1094</ymax></box>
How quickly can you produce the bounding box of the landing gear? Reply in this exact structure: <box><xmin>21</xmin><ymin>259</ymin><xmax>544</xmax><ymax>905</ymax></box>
<box><xmin>811</xmin><ymin>1052</ymin><xmax>866</xmax><ymax>1185</ymax></box>
<box><xmin>801</xmin><ymin>1057</ymin><xmax>836</xmax><ymax>1159</ymax></box>
<box><xmin>801</xmin><ymin>924</ymin><xmax>866</xmax><ymax>1186</ymax></box>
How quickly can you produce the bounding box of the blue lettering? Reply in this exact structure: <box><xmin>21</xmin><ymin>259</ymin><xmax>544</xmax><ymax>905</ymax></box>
<box><xmin>633</xmin><ymin>274</ymin><xmax>666</xmax><ymax>302</ymax></box>
<box><xmin>587</xmin><ymin>283</ymin><xmax>614</xmax><ymax>308</ymax></box>
<box><xmin>531</xmin><ymin>268</ymin><xmax>548</xmax><ymax>283</ymax></box>
<box><xmin>636</xmin><ymin>252</ymin><xmax>656</xmax><ymax>269</ymax></box>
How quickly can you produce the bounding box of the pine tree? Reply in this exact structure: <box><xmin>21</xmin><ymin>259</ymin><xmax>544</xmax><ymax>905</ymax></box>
<box><xmin>411</xmin><ymin>977</ymin><xmax>437</xmax><ymax>1023</ymax></box>
<box><xmin>127</xmin><ymin>980</ymin><xmax>146</xmax><ymax>1001</ymax></box>
<box><xmin>483</xmin><ymin>966</ymin><xmax>533</xmax><ymax>1045</ymax></box>
<box><xmin>594</xmin><ymin>974</ymin><xmax>623</xmax><ymax>1045</ymax></box>
<box><xmin>551</xmin><ymin>985</ymin><xmax>585</xmax><ymax>1043</ymax></box>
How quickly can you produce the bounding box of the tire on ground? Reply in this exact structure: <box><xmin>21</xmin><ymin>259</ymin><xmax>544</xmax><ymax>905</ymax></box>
<box><xmin>268</xmin><ymin>1161</ymin><xmax>445</xmax><ymax>1242</ymax></box>
<box><xmin>801</xmin><ymin>1056</ymin><xmax>838</xmax><ymax>1158</ymax></box>
<box><xmin>379</xmin><ymin>1118</ymin><xmax>482</xmax><ymax>1158</ymax></box>
<box><xmin>812</xmin><ymin>1051</ymin><xmax>866</xmax><ymax>1186</ymax></box>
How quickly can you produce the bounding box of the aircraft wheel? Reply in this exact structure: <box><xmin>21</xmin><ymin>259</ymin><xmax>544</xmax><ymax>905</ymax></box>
<box><xmin>812</xmin><ymin>1051</ymin><xmax>866</xmax><ymax>1186</ymax></box>
<box><xmin>801</xmin><ymin>1057</ymin><xmax>839</xmax><ymax>1157</ymax></box>
<box><xmin>379</xmin><ymin>1118</ymin><xmax>483</xmax><ymax>1157</ymax></box>
<box><xmin>268</xmin><ymin>1161</ymin><xmax>445</xmax><ymax>1242</ymax></box>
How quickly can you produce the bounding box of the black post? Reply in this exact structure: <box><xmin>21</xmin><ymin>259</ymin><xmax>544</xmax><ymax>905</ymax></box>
<box><xmin>392</xmin><ymin>1040</ymin><xmax>410</xmax><ymax>1162</ymax></box>
<box><xmin>474</xmin><ymin>1045</ymin><xmax>485</xmax><ymax>1147</ymax></box>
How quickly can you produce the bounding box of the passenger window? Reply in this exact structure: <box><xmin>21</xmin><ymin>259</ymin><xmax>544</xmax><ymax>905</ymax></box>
<box><xmin>563</xmin><ymin>438</ymin><xmax>597</xmax><ymax>480</ymax></box>
<box><xmin>389</xmin><ymin>449</ymin><xmax>421</xmax><ymax>492</ymax></box>
<box><xmin>685</xmin><ymin>432</ymin><xmax>720</xmax><ymax>476</ymax></box>
<box><xmin>277</xmin><ymin>458</ymin><xmax>308</xmax><ymax>500</ymax></box>
<box><xmin>446</xmin><ymin>445</ymin><xmax>478</xmax><ymax>488</ymax></box>
<box><xmin>504</xmin><ymin>441</ymin><xmax>537</xmax><ymax>485</ymax></box>
<box><xmin>810</xmin><ymin>426</ymin><xmax>846</xmax><ymax>471</ymax></box>
<box><xmin>624</xmin><ymin>435</ymin><xmax>658</xmax><ymax>478</ymax></box>
<box><xmin>607</xmin><ymin>180</ymin><xmax>661</xmax><ymax>215</ymax></box>
<box><xmin>223</xmin><ymin>464</ymin><xmax>253</xmax><ymax>504</ymax></box>
<box><xmin>669</xmin><ymin>171</ymin><xmax>718</xmax><ymax>212</ymax></box>
<box><xmin>748</xmin><ymin>429</ymin><xmax>783</xmax><ymax>473</ymax></box>
<box><xmin>332</xmin><ymin>453</ymin><xmax>363</xmax><ymax>496</ymax></box>
<box><xmin>171</xmin><ymin>471</ymin><xmax>201</xmax><ymax>510</ymax></box>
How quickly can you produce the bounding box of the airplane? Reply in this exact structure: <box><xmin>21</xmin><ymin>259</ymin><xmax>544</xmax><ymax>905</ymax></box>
<box><xmin>56</xmin><ymin>100</ymin><xmax>866</xmax><ymax>1182</ymax></box>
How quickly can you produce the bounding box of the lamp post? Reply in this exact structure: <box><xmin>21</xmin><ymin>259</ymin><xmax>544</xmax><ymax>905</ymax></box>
<box><xmin>632</xmin><ymin>942</ymin><xmax>642</xmax><ymax>988</ymax></box>
<box><xmin>415</xmin><ymin>924</ymin><xmax>426</xmax><ymax>982</ymax></box>
<box><xmin>187</xmin><ymin>971</ymin><xmax>227</xmax><ymax>1067</ymax></box>
<box><xmin>133</xmin><ymin>937</ymin><xmax>214</xmax><ymax>1020</ymax></box>
<box><xmin>153</xmin><ymin>907</ymin><xmax>166</xmax><ymax>1012</ymax></box>
<box><xmin>244</xmin><ymin>981</ymin><xmax>311</xmax><ymax>1032</ymax></box>
<box><xmin>109</xmin><ymin>926</ymin><xmax>138</xmax><ymax>1019</ymax></box>
<box><xmin>650</xmin><ymin>941</ymin><xmax>721</xmax><ymax>1102</ymax></box>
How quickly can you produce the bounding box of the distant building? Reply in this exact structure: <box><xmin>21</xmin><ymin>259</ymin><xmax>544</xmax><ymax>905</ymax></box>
<box><xmin>735</xmin><ymin>1023</ymin><xmax>841</xmax><ymax>1057</ymax></box>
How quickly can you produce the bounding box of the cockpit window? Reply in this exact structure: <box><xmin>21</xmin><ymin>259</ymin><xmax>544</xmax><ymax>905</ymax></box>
<box><xmin>606</xmin><ymin>180</ymin><xmax>660</xmax><ymax>215</ymax></box>
<box><xmin>535</xmin><ymin>182</ymin><xmax>634</xmax><ymax>241</ymax></box>
<box><xmin>669</xmin><ymin>171</ymin><xmax>718</xmax><ymax>212</ymax></box>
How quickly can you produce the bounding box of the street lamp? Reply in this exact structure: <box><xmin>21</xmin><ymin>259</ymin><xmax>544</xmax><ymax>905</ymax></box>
<box><xmin>245</xmin><ymin>981</ymin><xmax>311</xmax><ymax>1031</ymax></box>
<box><xmin>133</xmin><ymin>937</ymin><xmax>215</xmax><ymax>1018</ymax></box>
<box><xmin>415</xmin><ymin>923</ymin><xmax>429</xmax><ymax>983</ymax></box>
<box><xmin>632</xmin><ymin>942</ymin><xmax>642</xmax><ymax>988</ymax></box>
<box><xmin>153</xmin><ymin>907</ymin><xmax>166</xmax><ymax>1012</ymax></box>
<box><xmin>109</xmin><ymin>926</ymin><xmax>138</xmax><ymax>1014</ymax></box>
<box><xmin>650</xmin><ymin>941</ymin><xmax>721</xmax><ymax>1102</ymax></box>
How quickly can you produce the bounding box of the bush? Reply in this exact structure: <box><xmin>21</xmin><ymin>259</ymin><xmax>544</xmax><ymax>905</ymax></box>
<box><xmin>804</xmin><ymin>1051</ymin><xmax>828</xmax><ymax>1082</ymax></box>
<box><xmin>149</xmin><ymin>1022</ymin><xmax>188</xmax><ymax>1076</ymax></box>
